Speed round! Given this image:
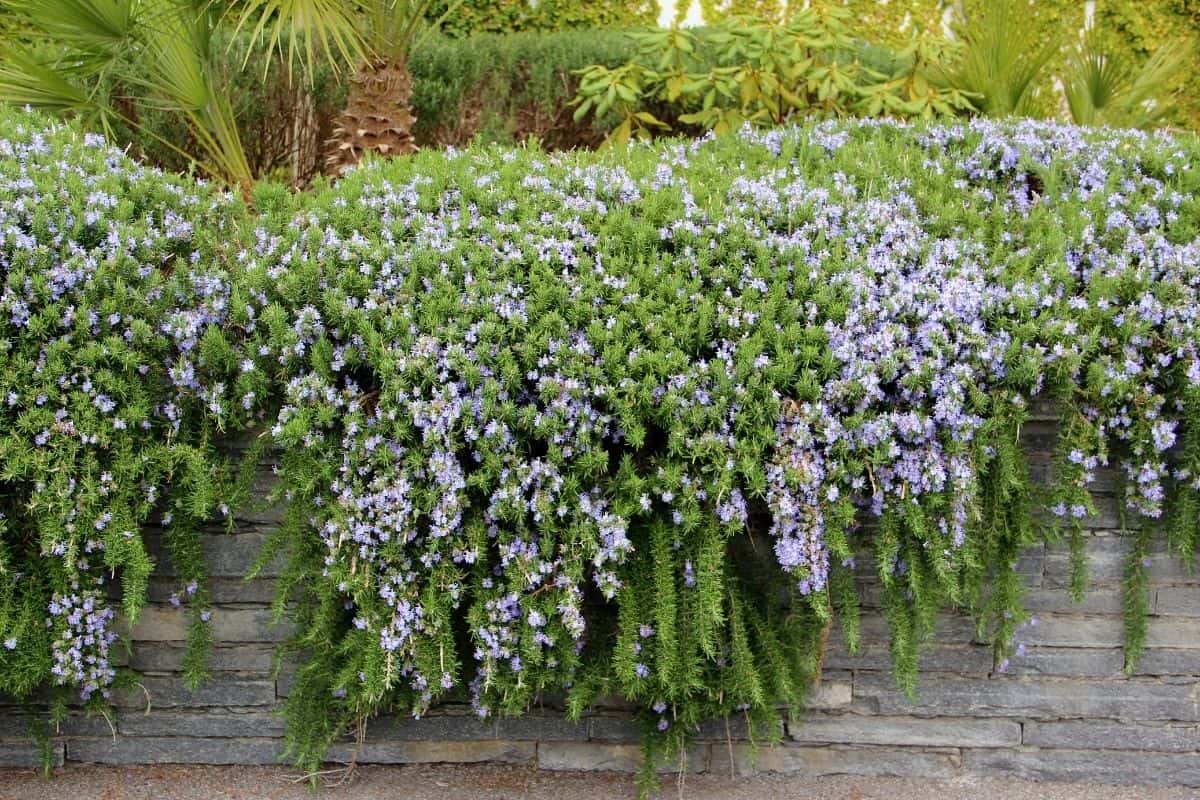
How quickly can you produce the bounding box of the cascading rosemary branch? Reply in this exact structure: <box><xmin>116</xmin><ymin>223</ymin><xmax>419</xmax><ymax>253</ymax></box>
<box><xmin>2</xmin><ymin>107</ymin><xmax>1200</xmax><ymax>785</ymax></box>
<box><xmin>0</xmin><ymin>113</ymin><xmax>266</xmax><ymax>712</ymax></box>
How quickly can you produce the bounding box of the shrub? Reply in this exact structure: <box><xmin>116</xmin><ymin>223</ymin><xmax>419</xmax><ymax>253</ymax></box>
<box><xmin>705</xmin><ymin>0</ymin><xmax>1200</xmax><ymax>130</ymax></box>
<box><xmin>407</xmin><ymin>30</ymin><xmax>640</xmax><ymax>148</ymax></box>
<box><xmin>3</xmin><ymin>106</ymin><xmax>1200</xmax><ymax>790</ymax></box>
<box><xmin>0</xmin><ymin>111</ymin><xmax>260</xmax><ymax>707</ymax></box>
<box><xmin>242</xmin><ymin>118</ymin><xmax>1200</xmax><ymax>782</ymax></box>
<box><xmin>428</xmin><ymin>0</ymin><xmax>660</xmax><ymax>37</ymax></box>
<box><xmin>571</xmin><ymin>12</ymin><xmax>974</xmax><ymax>145</ymax></box>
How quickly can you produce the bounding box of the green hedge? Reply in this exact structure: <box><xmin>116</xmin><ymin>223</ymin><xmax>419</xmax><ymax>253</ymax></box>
<box><xmin>3</xmin><ymin>106</ymin><xmax>1200</xmax><ymax>788</ymax></box>
<box><xmin>407</xmin><ymin>30</ymin><xmax>638</xmax><ymax>147</ymax></box>
<box><xmin>428</xmin><ymin>0</ymin><xmax>659</xmax><ymax>37</ymax></box>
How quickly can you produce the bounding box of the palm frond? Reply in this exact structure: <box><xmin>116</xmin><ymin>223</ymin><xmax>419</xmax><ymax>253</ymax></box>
<box><xmin>1063</xmin><ymin>48</ymin><xmax>1125</xmax><ymax>127</ymax></box>
<box><xmin>361</xmin><ymin>0</ymin><xmax>464</xmax><ymax>60</ymax></box>
<box><xmin>0</xmin><ymin>49</ymin><xmax>103</xmax><ymax>116</ymax></box>
<box><xmin>134</xmin><ymin>7</ymin><xmax>253</xmax><ymax>188</ymax></box>
<box><xmin>227</xmin><ymin>0</ymin><xmax>366</xmax><ymax>76</ymax></box>
<box><xmin>935</xmin><ymin>0</ymin><xmax>1057</xmax><ymax>118</ymax></box>
<box><xmin>4</xmin><ymin>0</ymin><xmax>140</xmax><ymax>49</ymax></box>
<box><xmin>1063</xmin><ymin>29</ymin><xmax>1194</xmax><ymax>129</ymax></box>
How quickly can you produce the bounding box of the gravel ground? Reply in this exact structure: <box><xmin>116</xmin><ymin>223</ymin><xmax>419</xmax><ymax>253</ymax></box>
<box><xmin>1</xmin><ymin>764</ymin><xmax>1197</xmax><ymax>800</ymax></box>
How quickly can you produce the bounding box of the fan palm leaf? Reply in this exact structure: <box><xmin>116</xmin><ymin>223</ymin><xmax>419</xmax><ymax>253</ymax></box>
<box><xmin>0</xmin><ymin>49</ymin><xmax>104</xmax><ymax>118</ymax></box>
<box><xmin>227</xmin><ymin>0</ymin><xmax>366</xmax><ymax>77</ymax></box>
<box><xmin>3</xmin><ymin>0</ymin><xmax>140</xmax><ymax>49</ymax></box>
<box><xmin>1063</xmin><ymin>30</ymin><xmax>1193</xmax><ymax>129</ymax></box>
<box><xmin>934</xmin><ymin>0</ymin><xmax>1057</xmax><ymax>118</ymax></box>
<box><xmin>135</xmin><ymin>4</ymin><xmax>253</xmax><ymax>187</ymax></box>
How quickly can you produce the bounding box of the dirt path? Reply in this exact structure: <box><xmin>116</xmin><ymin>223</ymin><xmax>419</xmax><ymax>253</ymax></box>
<box><xmin>1</xmin><ymin>764</ymin><xmax>1195</xmax><ymax>800</ymax></box>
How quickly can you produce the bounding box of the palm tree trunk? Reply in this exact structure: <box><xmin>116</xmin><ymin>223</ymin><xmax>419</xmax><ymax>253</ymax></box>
<box><xmin>326</xmin><ymin>58</ymin><xmax>418</xmax><ymax>175</ymax></box>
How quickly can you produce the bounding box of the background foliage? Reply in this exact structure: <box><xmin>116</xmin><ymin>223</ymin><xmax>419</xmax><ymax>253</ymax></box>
<box><xmin>571</xmin><ymin>10</ymin><xmax>974</xmax><ymax>145</ymax></box>
<box><xmin>700</xmin><ymin>0</ymin><xmax>1200</xmax><ymax>129</ymax></box>
<box><xmin>406</xmin><ymin>30</ymin><xmax>639</xmax><ymax>147</ymax></box>
<box><xmin>2</xmin><ymin>0</ymin><xmax>1194</xmax><ymax>187</ymax></box>
<box><xmin>122</xmin><ymin>29</ymin><xmax>642</xmax><ymax>181</ymax></box>
<box><xmin>428</xmin><ymin>0</ymin><xmax>659</xmax><ymax>37</ymax></box>
<box><xmin>124</xmin><ymin>32</ymin><xmax>346</xmax><ymax>186</ymax></box>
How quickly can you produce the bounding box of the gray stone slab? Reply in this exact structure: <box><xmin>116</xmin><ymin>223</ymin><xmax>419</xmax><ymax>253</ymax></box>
<box><xmin>1015</xmin><ymin>546</ymin><xmax>1046</xmax><ymax>578</ymax></box>
<box><xmin>1085</xmin><ymin>468</ymin><xmax>1120</xmax><ymax>493</ymax></box>
<box><xmin>329</xmin><ymin>740</ymin><xmax>535</xmax><ymax>765</ymax></box>
<box><xmin>111</xmin><ymin>677</ymin><xmax>276</xmax><ymax>710</ymax></box>
<box><xmin>67</xmin><ymin>736</ymin><xmax>283</xmax><ymax>765</ymax></box>
<box><xmin>1024</xmin><ymin>400</ymin><xmax>1059</xmax><ymax>423</ymax></box>
<box><xmin>1008</xmin><ymin>647</ymin><xmax>1124</xmax><ymax>678</ymax></box>
<box><xmin>129</xmin><ymin>643</ymin><xmax>278</xmax><ymax>674</ymax></box>
<box><xmin>144</xmin><ymin>532</ymin><xmax>283</xmax><ymax>578</ymax></box>
<box><xmin>964</xmin><ymin>748</ymin><xmax>1200</xmax><ymax>787</ymax></box>
<box><xmin>117</xmin><ymin>711</ymin><xmax>286</xmax><ymax>738</ymax></box>
<box><xmin>693</xmin><ymin>715</ymin><xmax>782</xmax><ymax>742</ymax></box>
<box><xmin>0</xmin><ymin>741</ymin><xmax>63</xmax><ymax>768</ymax></box>
<box><xmin>848</xmin><ymin>614</ymin><xmax>983</xmax><ymax>646</ymax></box>
<box><xmin>860</xmin><ymin>578</ymin><xmax>1052</xmax><ymax>607</ymax></box>
<box><xmin>824</xmin><ymin>642</ymin><xmax>996</xmax><ymax>675</ymax></box>
<box><xmin>1156</xmin><ymin>587</ymin><xmax>1200</xmax><ymax>617</ymax></box>
<box><xmin>586</xmin><ymin>716</ymin><xmax>641</xmax><ymax>742</ymax></box>
<box><xmin>1016</xmin><ymin>615</ymin><xmax>1124</xmax><ymax>648</ymax></box>
<box><xmin>0</xmin><ymin>715</ymin><xmax>37</xmax><ymax>739</ymax></box>
<box><xmin>0</xmin><ymin>689</ymin><xmax>53</xmax><ymax>708</ymax></box>
<box><xmin>127</xmin><ymin>605</ymin><xmax>292</xmax><ymax>644</ymax></box>
<box><xmin>854</xmin><ymin>673</ymin><xmax>1200</xmax><ymax>721</ymax></box>
<box><xmin>1031</xmin><ymin>496</ymin><xmax>1122</xmax><ymax>531</ymax></box>
<box><xmin>807</xmin><ymin>680</ymin><xmax>852</xmax><ymax>710</ymax></box>
<box><xmin>274</xmin><ymin>667</ymin><xmax>296</xmax><ymax>699</ymax></box>
<box><xmin>1132</xmin><ymin>649</ymin><xmax>1200</xmax><ymax>676</ymax></box>
<box><xmin>1045</xmin><ymin>538</ymin><xmax>1197</xmax><ymax>588</ymax></box>
<box><xmin>1146</xmin><ymin>619</ymin><xmax>1200</xmax><ymax>649</ymax></box>
<box><xmin>147</xmin><ymin>578</ymin><xmax>277</xmax><ymax>605</ymax></box>
<box><xmin>786</xmin><ymin>714</ymin><xmax>1020</xmax><ymax>748</ymax></box>
<box><xmin>363</xmin><ymin>713</ymin><xmax>586</xmax><ymax>742</ymax></box>
<box><xmin>1081</xmin><ymin>496</ymin><xmax>1123</xmax><ymax>531</ymax></box>
<box><xmin>710</xmin><ymin>743</ymin><xmax>961</xmax><ymax>779</ymax></box>
<box><xmin>537</xmin><ymin>741</ymin><xmax>707</xmax><ymax>773</ymax></box>
<box><xmin>0</xmin><ymin>714</ymin><xmax>114</xmax><ymax>738</ymax></box>
<box><xmin>583</xmin><ymin>694</ymin><xmax>638</xmax><ymax>712</ymax></box>
<box><xmin>1023</xmin><ymin>720</ymin><xmax>1200</xmax><ymax>752</ymax></box>
<box><xmin>493</xmin><ymin>715</ymin><xmax>589</xmax><ymax>742</ymax></box>
<box><xmin>235</xmin><ymin>470</ymin><xmax>287</xmax><ymax>525</ymax></box>
<box><xmin>363</xmin><ymin>713</ymin><xmax>480</xmax><ymax>742</ymax></box>
<box><xmin>1021</xmin><ymin>588</ymin><xmax>1124</xmax><ymax>615</ymax></box>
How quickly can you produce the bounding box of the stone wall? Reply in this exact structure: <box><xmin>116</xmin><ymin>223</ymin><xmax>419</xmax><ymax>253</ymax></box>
<box><xmin>2</xmin><ymin>417</ymin><xmax>1199</xmax><ymax>787</ymax></box>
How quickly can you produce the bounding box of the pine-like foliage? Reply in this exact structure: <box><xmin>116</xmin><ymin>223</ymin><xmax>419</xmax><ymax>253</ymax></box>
<box><xmin>234</xmin><ymin>119</ymin><xmax>1200</xmax><ymax>784</ymax></box>
<box><xmin>0</xmin><ymin>111</ymin><xmax>263</xmax><ymax>709</ymax></box>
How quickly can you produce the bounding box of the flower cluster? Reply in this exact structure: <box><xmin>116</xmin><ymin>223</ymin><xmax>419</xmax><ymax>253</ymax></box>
<box><xmin>48</xmin><ymin>590</ymin><xmax>116</xmax><ymax>700</ymax></box>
